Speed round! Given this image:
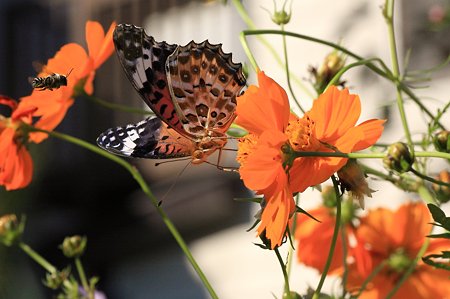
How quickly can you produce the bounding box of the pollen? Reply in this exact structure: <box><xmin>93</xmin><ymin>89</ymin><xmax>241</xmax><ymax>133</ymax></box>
<box><xmin>285</xmin><ymin>114</ymin><xmax>320</xmax><ymax>151</ymax></box>
<box><xmin>236</xmin><ymin>133</ymin><xmax>259</xmax><ymax>165</ymax></box>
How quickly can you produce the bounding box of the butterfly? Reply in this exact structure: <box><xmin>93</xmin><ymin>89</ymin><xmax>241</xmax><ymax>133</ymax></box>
<box><xmin>97</xmin><ymin>24</ymin><xmax>246</xmax><ymax>165</ymax></box>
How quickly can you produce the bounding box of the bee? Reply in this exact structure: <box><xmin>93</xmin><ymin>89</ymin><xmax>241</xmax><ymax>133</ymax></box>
<box><xmin>29</xmin><ymin>62</ymin><xmax>73</xmax><ymax>91</ymax></box>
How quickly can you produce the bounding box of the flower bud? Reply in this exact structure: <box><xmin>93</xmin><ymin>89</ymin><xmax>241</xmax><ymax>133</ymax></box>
<box><xmin>433</xmin><ymin>170</ymin><xmax>450</xmax><ymax>203</ymax></box>
<box><xmin>283</xmin><ymin>291</ymin><xmax>302</xmax><ymax>299</ymax></box>
<box><xmin>0</xmin><ymin>214</ymin><xmax>24</xmax><ymax>246</ymax></box>
<box><xmin>60</xmin><ymin>235</ymin><xmax>87</xmax><ymax>258</ymax></box>
<box><xmin>263</xmin><ymin>0</ymin><xmax>292</xmax><ymax>25</ymax></box>
<box><xmin>311</xmin><ymin>50</ymin><xmax>346</xmax><ymax>94</ymax></box>
<box><xmin>383</xmin><ymin>142</ymin><xmax>414</xmax><ymax>173</ymax></box>
<box><xmin>433</xmin><ymin>130</ymin><xmax>450</xmax><ymax>153</ymax></box>
<box><xmin>43</xmin><ymin>267</ymin><xmax>70</xmax><ymax>290</ymax></box>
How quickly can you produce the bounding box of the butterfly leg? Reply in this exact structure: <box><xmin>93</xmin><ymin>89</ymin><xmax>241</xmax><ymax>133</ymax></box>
<box><xmin>213</xmin><ymin>148</ymin><xmax>239</xmax><ymax>172</ymax></box>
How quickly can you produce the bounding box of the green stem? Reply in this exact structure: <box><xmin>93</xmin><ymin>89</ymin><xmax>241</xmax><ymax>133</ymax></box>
<box><xmin>325</xmin><ymin>58</ymin><xmax>387</xmax><ymax>90</ymax></box>
<box><xmin>292</xmin><ymin>150</ymin><xmax>450</xmax><ymax>160</ymax></box>
<box><xmin>341</xmin><ymin>224</ymin><xmax>348</xmax><ymax>298</ymax></box>
<box><xmin>241</xmin><ymin>29</ymin><xmax>445</xmax><ymax>130</ymax></box>
<box><xmin>19</xmin><ymin>242</ymin><xmax>57</xmax><ymax>274</ymax></box>
<box><xmin>83</xmin><ymin>94</ymin><xmax>154</xmax><ymax>115</ymax></box>
<box><xmin>411</xmin><ymin>168</ymin><xmax>450</xmax><ymax>188</ymax></box>
<box><xmin>385</xmin><ymin>0</ymin><xmax>414</xmax><ymax>157</ymax></box>
<box><xmin>286</xmin><ymin>194</ymin><xmax>300</xmax><ymax>278</ymax></box>
<box><xmin>75</xmin><ymin>258</ymin><xmax>91</xmax><ymax>298</ymax></box>
<box><xmin>231</xmin><ymin>0</ymin><xmax>314</xmax><ymax>99</ymax></box>
<box><xmin>26</xmin><ymin>126</ymin><xmax>219</xmax><ymax>299</ymax></box>
<box><xmin>275</xmin><ymin>247</ymin><xmax>291</xmax><ymax>298</ymax></box>
<box><xmin>281</xmin><ymin>24</ymin><xmax>304</xmax><ymax>113</ymax></box>
<box><xmin>385</xmin><ymin>238</ymin><xmax>430</xmax><ymax>299</ymax></box>
<box><xmin>354</xmin><ymin>260</ymin><xmax>387</xmax><ymax>298</ymax></box>
<box><xmin>239</xmin><ymin>32</ymin><xmax>259</xmax><ymax>72</ymax></box>
<box><xmin>313</xmin><ymin>176</ymin><xmax>341</xmax><ymax>299</ymax></box>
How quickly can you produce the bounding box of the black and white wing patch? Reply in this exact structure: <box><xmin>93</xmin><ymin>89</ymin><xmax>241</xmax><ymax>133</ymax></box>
<box><xmin>96</xmin><ymin>116</ymin><xmax>193</xmax><ymax>159</ymax></box>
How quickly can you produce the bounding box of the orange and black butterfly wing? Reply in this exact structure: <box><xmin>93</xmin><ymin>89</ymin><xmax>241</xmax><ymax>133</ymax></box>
<box><xmin>113</xmin><ymin>24</ymin><xmax>187</xmax><ymax>136</ymax></box>
<box><xmin>96</xmin><ymin>116</ymin><xmax>193</xmax><ymax>159</ymax></box>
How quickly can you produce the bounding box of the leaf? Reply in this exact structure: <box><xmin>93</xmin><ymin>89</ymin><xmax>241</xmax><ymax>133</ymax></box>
<box><xmin>422</xmin><ymin>251</ymin><xmax>450</xmax><ymax>271</ymax></box>
<box><xmin>427</xmin><ymin>203</ymin><xmax>447</xmax><ymax>224</ymax></box>
<box><xmin>427</xmin><ymin>233</ymin><xmax>450</xmax><ymax>239</ymax></box>
<box><xmin>296</xmin><ymin>206</ymin><xmax>321</xmax><ymax>223</ymax></box>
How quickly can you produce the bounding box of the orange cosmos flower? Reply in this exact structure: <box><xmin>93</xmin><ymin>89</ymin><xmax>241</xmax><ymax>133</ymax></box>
<box><xmin>20</xmin><ymin>21</ymin><xmax>116</xmax><ymax>143</ymax></box>
<box><xmin>347</xmin><ymin>202</ymin><xmax>450</xmax><ymax>298</ymax></box>
<box><xmin>0</xmin><ymin>96</ymin><xmax>36</xmax><ymax>190</ymax></box>
<box><xmin>236</xmin><ymin>71</ymin><xmax>384</xmax><ymax>248</ymax></box>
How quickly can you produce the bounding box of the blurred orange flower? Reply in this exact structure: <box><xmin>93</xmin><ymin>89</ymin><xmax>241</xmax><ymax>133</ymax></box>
<box><xmin>20</xmin><ymin>21</ymin><xmax>116</xmax><ymax>143</ymax></box>
<box><xmin>347</xmin><ymin>202</ymin><xmax>450</xmax><ymax>298</ymax></box>
<box><xmin>236</xmin><ymin>71</ymin><xmax>384</xmax><ymax>248</ymax></box>
<box><xmin>295</xmin><ymin>206</ymin><xmax>348</xmax><ymax>274</ymax></box>
<box><xmin>0</xmin><ymin>96</ymin><xmax>36</xmax><ymax>190</ymax></box>
<box><xmin>295</xmin><ymin>204</ymin><xmax>372</xmax><ymax>275</ymax></box>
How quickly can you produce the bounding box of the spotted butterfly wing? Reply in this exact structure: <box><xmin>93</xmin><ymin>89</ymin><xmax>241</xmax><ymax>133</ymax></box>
<box><xmin>97</xmin><ymin>116</ymin><xmax>193</xmax><ymax>159</ymax></box>
<box><xmin>113</xmin><ymin>24</ymin><xmax>186</xmax><ymax>135</ymax></box>
<box><xmin>166</xmin><ymin>41</ymin><xmax>246</xmax><ymax>136</ymax></box>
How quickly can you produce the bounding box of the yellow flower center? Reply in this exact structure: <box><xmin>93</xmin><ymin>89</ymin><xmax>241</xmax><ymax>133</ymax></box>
<box><xmin>236</xmin><ymin>133</ymin><xmax>259</xmax><ymax>166</ymax></box>
<box><xmin>285</xmin><ymin>115</ymin><xmax>320</xmax><ymax>151</ymax></box>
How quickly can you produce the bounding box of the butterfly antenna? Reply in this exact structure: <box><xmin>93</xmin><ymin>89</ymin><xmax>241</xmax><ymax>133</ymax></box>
<box><xmin>158</xmin><ymin>160</ymin><xmax>192</xmax><ymax>204</ymax></box>
<box><xmin>66</xmin><ymin>68</ymin><xmax>74</xmax><ymax>78</ymax></box>
<box><xmin>154</xmin><ymin>157</ymin><xmax>191</xmax><ymax>167</ymax></box>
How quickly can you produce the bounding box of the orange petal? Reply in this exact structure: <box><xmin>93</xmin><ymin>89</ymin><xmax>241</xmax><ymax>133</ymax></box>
<box><xmin>93</xmin><ymin>22</ymin><xmax>116</xmax><ymax>69</ymax></box>
<box><xmin>352</xmin><ymin>119</ymin><xmax>386</xmax><ymax>151</ymax></box>
<box><xmin>5</xmin><ymin>145</ymin><xmax>33</xmax><ymax>190</ymax></box>
<box><xmin>289</xmin><ymin>155</ymin><xmax>347</xmax><ymax>193</ymax></box>
<box><xmin>392</xmin><ymin>203</ymin><xmax>429</xmax><ymax>251</ymax></box>
<box><xmin>83</xmin><ymin>72</ymin><xmax>95</xmax><ymax>95</ymax></box>
<box><xmin>236</xmin><ymin>71</ymin><xmax>290</xmax><ymax>135</ymax></box>
<box><xmin>309</xmin><ymin>86</ymin><xmax>361</xmax><ymax>143</ymax></box>
<box><xmin>0</xmin><ymin>95</ymin><xmax>17</xmax><ymax>110</ymax></box>
<box><xmin>257</xmin><ymin>185</ymin><xmax>295</xmax><ymax>249</ymax></box>
<box><xmin>239</xmin><ymin>130</ymin><xmax>287</xmax><ymax>191</ymax></box>
<box><xmin>86</xmin><ymin>21</ymin><xmax>105</xmax><ymax>62</ymax></box>
<box><xmin>356</xmin><ymin>207</ymin><xmax>395</xmax><ymax>256</ymax></box>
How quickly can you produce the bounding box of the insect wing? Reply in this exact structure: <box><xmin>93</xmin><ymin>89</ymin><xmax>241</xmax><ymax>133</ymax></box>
<box><xmin>97</xmin><ymin>116</ymin><xmax>193</xmax><ymax>159</ymax></box>
<box><xmin>166</xmin><ymin>40</ymin><xmax>246</xmax><ymax>136</ymax></box>
<box><xmin>113</xmin><ymin>24</ymin><xmax>187</xmax><ymax>137</ymax></box>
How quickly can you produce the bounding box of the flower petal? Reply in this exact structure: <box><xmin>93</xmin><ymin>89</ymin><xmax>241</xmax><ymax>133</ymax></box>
<box><xmin>309</xmin><ymin>86</ymin><xmax>361</xmax><ymax>143</ymax></box>
<box><xmin>236</xmin><ymin>71</ymin><xmax>290</xmax><ymax>135</ymax></box>
<box><xmin>239</xmin><ymin>130</ymin><xmax>287</xmax><ymax>191</ymax></box>
<box><xmin>257</xmin><ymin>185</ymin><xmax>295</xmax><ymax>249</ymax></box>
<box><xmin>352</xmin><ymin>119</ymin><xmax>386</xmax><ymax>151</ymax></box>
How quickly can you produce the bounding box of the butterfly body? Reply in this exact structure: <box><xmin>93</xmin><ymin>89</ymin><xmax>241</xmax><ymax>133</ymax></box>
<box><xmin>97</xmin><ymin>24</ymin><xmax>245</xmax><ymax>164</ymax></box>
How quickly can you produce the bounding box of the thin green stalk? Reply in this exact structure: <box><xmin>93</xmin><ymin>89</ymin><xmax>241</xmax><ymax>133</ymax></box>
<box><xmin>312</xmin><ymin>176</ymin><xmax>341</xmax><ymax>299</ymax></box>
<box><xmin>231</xmin><ymin>0</ymin><xmax>314</xmax><ymax>99</ymax></box>
<box><xmin>275</xmin><ymin>247</ymin><xmax>291</xmax><ymax>298</ymax></box>
<box><xmin>292</xmin><ymin>150</ymin><xmax>450</xmax><ymax>160</ymax></box>
<box><xmin>241</xmin><ymin>29</ymin><xmax>445</xmax><ymax>130</ymax></box>
<box><xmin>385</xmin><ymin>238</ymin><xmax>430</xmax><ymax>298</ymax></box>
<box><xmin>354</xmin><ymin>260</ymin><xmax>387</xmax><ymax>298</ymax></box>
<box><xmin>75</xmin><ymin>258</ymin><xmax>91</xmax><ymax>299</ymax></box>
<box><xmin>240</xmin><ymin>32</ymin><xmax>259</xmax><ymax>72</ymax></box>
<box><xmin>19</xmin><ymin>242</ymin><xmax>57</xmax><ymax>274</ymax></box>
<box><xmin>341</xmin><ymin>224</ymin><xmax>348</xmax><ymax>298</ymax></box>
<box><xmin>281</xmin><ymin>24</ymin><xmax>304</xmax><ymax>113</ymax></box>
<box><xmin>286</xmin><ymin>194</ymin><xmax>300</xmax><ymax>278</ymax></box>
<box><xmin>325</xmin><ymin>58</ymin><xmax>387</xmax><ymax>90</ymax></box>
<box><xmin>384</xmin><ymin>0</ymin><xmax>414</xmax><ymax>157</ymax></box>
<box><xmin>411</xmin><ymin>168</ymin><xmax>450</xmax><ymax>188</ymax></box>
<box><xmin>26</xmin><ymin>126</ymin><xmax>219</xmax><ymax>299</ymax></box>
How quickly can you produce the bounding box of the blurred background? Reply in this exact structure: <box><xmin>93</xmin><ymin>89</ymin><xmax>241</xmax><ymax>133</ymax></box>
<box><xmin>0</xmin><ymin>0</ymin><xmax>449</xmax><ymax>298</ymax></box>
